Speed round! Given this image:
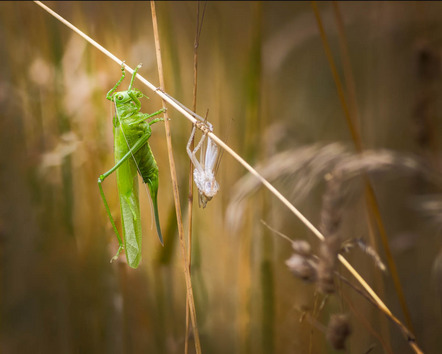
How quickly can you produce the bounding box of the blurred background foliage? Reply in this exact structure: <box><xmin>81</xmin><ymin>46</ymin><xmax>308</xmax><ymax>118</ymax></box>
<box><xmin>1</xmin><ymin>1</ymin><xmax>442</xmax><ymax>353</ymax></box>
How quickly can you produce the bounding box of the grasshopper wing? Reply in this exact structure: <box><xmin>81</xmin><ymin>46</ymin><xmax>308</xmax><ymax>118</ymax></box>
<box><xmin>115</xmin><ymin>126</ymin><xmax>142</xmax><ymax>268</ymax></box>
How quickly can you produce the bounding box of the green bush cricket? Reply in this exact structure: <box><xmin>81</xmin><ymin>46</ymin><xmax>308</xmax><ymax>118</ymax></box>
<box><xmin>98</xmin><ymin>63</ymin><xmax>165</xmax><ymax>268</ymax></box>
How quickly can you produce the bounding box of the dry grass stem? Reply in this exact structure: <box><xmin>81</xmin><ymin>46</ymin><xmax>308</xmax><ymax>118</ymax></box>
<box><xmin>336</xmin><ymin>270</ymin><xmax>420</xmax><ymax>353</ymax></box>
<box><xmin>342</xmin><ymin>291</ymin><xmax>393</xmax><ymax>354</ymax></box>
<box><xmin>185</xmin><ymin>3</ymin><xmax>207</xmax><ymax>353</ymax></box>
<box><xmin>150</xmin><ymin>2</ymin><xmax>201</xmax><ymax>353</ymax></box>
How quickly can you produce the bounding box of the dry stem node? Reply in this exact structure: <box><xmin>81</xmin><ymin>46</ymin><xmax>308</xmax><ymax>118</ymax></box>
<box><xmin>317</xmin><ymin>172</ymin><xmax>344</xmax><ymax>294</ymax></box>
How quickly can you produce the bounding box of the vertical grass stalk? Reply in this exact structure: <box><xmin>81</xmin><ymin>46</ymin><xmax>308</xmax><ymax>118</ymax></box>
<box><xmin>185</xmin><ymin>2</ymin><xmax>207</xmax><ymax>353</ymax></box>
<box><xmin>150</xmin><ymin>2</ymin><xmax>201</xmax><ymax>353</ymax></box>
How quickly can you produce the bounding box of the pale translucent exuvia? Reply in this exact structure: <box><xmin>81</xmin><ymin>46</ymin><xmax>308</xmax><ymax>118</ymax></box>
<box><xmin>187</xmin><ymin>123</ymin><xmax>220</xmax><ymax>208</ymax></box>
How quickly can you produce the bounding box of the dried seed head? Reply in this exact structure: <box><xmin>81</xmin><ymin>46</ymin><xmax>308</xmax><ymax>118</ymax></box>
<box><xmin>285</xmin><ymin>254</ymin><xmax>317</xmax><ymax>282</ymax></box>
<box><xmin>316</xmin><ymin>264</ymin><xmax>335</xmax><ymax>294</ymax></box>
<box><xmin>291</xmin><ymin>240</ymin><xmax>312</xmax><ymax>256</ymax></box>
<box><xmin>356</xmin><ymin>239</ymin><xmax>387</xmax><ymax>272</ymax></box>
<box><xmin>326</xmin><ymin>314</ymin><xmax>352</xmax><ymax>350</ymax></box>
<box><xmin>317</xmin><ymin>234</ymin><xmax>340</xmax><ymax>294</ymax></box>
<box><xmin>341</xmin><ymin>238</ymin><xmax>387</xmax><ymax>272</ymax></box>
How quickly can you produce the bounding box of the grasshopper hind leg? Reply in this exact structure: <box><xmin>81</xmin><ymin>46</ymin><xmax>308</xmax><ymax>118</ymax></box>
<box><xmin>98</xmin><ymin>176</ymin><xmax>124</xmax><ymax>262</ymax></box>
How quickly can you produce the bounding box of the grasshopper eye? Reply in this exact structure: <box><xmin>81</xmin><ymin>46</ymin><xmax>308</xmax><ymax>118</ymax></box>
<box><xmin>116</xmin><ymin>94</ymin><xmax>123</xmax><ymax>100</ymax></box>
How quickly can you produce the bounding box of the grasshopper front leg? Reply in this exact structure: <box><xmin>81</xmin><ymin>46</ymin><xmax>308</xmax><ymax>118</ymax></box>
<box><xmin>106</xmin><ymin>63</ymin><xmax>126</xmax><ymax>101</ymax></box>
<box><xmin>130</xmin><ymin>109</ymin><xmax>166</xmax><ymax>126</ymax></box>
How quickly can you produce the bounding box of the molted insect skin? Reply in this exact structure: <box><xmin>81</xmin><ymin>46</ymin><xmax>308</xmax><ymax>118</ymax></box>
<box><xmin>187</xmin><ymin>127</ymin><xmax>220</xmax><ymax>208</ymax></box>
<box><xmin>193</xmin><ymin>170</ymin><xmax>218</xmax><ymax>196</ymax></box>
<box><xmin>194</xmin><ymin>169</ymin><xmax>219</xmax><ymax>208</ymax></box>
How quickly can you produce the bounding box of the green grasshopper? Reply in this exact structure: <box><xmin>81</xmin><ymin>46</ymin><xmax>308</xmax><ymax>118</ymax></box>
<box><xmin>98</xmin><ymin>63</ymin><xmax>165</xmax><ymax>268</ymax></box>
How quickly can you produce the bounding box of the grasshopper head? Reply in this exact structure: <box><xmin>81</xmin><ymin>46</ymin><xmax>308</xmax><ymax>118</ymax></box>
<box><xmin>113</xmin><ymin>90</ymin><xmax>140</xmax><ymax>120</ymax></box>
<box><xmin>113</xmin><ymin>91</ymin><xmax>131</xmax><ymax>104</ymax></box>
<box><xmin>113</xmin><ymin>89</ymin><xmax>147</xmax><ymax>104</ymax></box>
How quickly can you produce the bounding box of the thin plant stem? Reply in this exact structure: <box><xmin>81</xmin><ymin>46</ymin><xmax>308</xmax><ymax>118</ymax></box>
<box><xmin>33</xmin><ymin>2</ymin><xmax>421</xmax><ymax>352</ymax></box>
<box><xmin>185</xmin><ymin>2</ymin><xmax>206</xmax><ymax>353</ymax></box>
<box><xmin>185</xmin><ymin>151</ymin><xmax>193</xmax><ymax>349</ymax></box>
<box><xmin>311</xmin><ymin>0</ymin><xmax>414</xmax><ymax>334</ymax></box>
<box><xmin>362</xmin><ymin>204</ymin><xmax>392</xmax><ymax>342</ymax></box>
<box><xmin>330</xmin><ymin>6</ymin><xmax>395</xmax><ymax>343</ymax></box>
<box><xmin>336</xmin><ymin>272</ymin><xmax>421</xmax><ymax>354</ymax></box>
<box><xmin>341</xmin><ymin>291</ymin><xmax>394</xmax><ymax>354</ymax></box>
<box><xmin>150</xmin><ymin>1</ymin><xmax>201</xmax><ymax>353</ymax></box>
<box><xmin>331</xmin><ymin>1</ymin><xmax>360</xmax><ymax>133</ymax></box>
<box><xmin>309</xmin><ymin>294</ymin><xmax>320</xmax><ymax>354</ymax></box>
<box><xmin>310</xmin><ymin>1</ymin><xmax>361</xmax><ymax>148</ymax></box>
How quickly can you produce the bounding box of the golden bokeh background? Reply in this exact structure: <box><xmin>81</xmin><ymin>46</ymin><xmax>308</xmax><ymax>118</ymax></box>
<box><xmin>1</xmin><ymin>1</ymin><xmax>442</xmax><ymax>353</ymax></box>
